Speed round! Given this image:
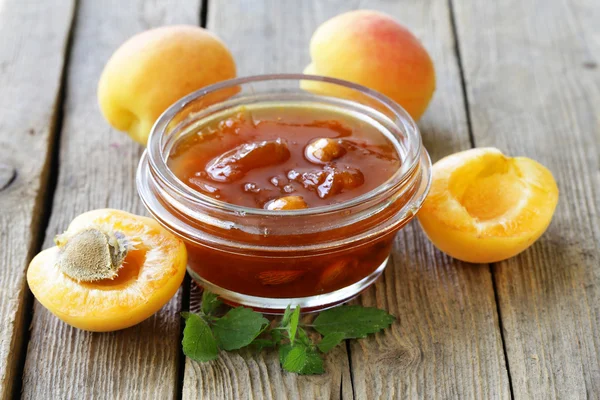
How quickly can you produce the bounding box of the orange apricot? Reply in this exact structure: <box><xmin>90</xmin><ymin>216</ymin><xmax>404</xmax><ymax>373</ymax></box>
<box><xmin>27</xmin><ymin>209</ymin><xmax>187</xmax><ymax>332</ymax></box>
<box><xmin>417</xmin><ymin>148</ymin><xmax>559</xmax><ymax>263</ymax></box>
<box><xmin>301</xmin><ymin>10</ymin><xmax>435</xmax><ymax>120</ymax></box>
<box><xmin>98</xmin><ymin>25</ymin><xmax>236</xmax><ymax>145</ymax></box>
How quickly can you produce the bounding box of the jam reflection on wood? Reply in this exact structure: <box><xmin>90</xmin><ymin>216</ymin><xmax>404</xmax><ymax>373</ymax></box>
<box><xmin>167</xmin><ymin>105</ymin><xmax>406</xmax><ymax>299</ymax></box>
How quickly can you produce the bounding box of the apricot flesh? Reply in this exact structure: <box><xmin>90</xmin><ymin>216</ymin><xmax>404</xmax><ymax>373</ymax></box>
<box><xmin>27</xmin><ymin>209</ymin><xmax>187</xmax><ymax>332</ymax></box>
<box><xmin>301</xmin><ymin>10</ymin><xmax>435</xmax><ymax>120</ymax></box>
<box><xmin>417</xmin><ymin>148</ymin><xmax>559</xmax><ymax>263</ymax></box>
<box><xmin>98</xmin><ymin>25</ymin><xmax>236</xmax><ymax>145</ymax></box>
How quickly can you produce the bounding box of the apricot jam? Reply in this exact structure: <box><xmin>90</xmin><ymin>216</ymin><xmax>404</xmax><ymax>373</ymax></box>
<box><xmin>167</xmin><ymin>106</ymin><xmax>401</xmax><ymax>209</ymax></box>
<box><xmin>137</xmin><ymin>75</ymin><xmax>431</xmax><ymax>312</ymax></box>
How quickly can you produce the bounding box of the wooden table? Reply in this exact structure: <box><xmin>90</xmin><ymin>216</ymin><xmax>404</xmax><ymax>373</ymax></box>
<box><xmin>1</xmin><ymin>0</ymin><xmax>598</xmax><ymax>398</ymax></box>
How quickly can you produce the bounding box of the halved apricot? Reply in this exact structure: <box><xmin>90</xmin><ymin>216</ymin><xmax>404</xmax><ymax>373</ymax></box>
<box><xmin>27</xmin><ymin>209</ymin><xmax>187</xmax><ymax>331</ymax></box>
<box><xmin>417</xmin><ymin>148</ymin><xmax>559</xmax><ymax>263</ymax></box>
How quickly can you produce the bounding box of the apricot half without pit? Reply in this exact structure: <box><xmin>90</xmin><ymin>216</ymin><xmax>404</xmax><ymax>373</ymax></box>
<box><xmin>417</xmin><ymin>148</ymin><xmax>559</xmax><ymax>263</ymax></box>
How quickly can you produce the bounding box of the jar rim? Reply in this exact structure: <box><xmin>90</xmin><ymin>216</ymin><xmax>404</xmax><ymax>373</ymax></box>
<box><xmin>145</xmin><ymin>73</ymin><xmax>425</xmax><ymax>217</ymax></box>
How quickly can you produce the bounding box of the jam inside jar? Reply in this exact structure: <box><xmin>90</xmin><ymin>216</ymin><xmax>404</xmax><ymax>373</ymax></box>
<box><xmin>137</xmin><ymin>75</ymin><xmax>431</xmax><ymax>313</ymax></box>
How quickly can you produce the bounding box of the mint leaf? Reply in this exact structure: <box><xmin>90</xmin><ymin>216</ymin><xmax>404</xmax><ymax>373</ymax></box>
<box><xmin>279</xmin><ymin>343</ymin><xmax>293</xmax><ymax>365</ymax></box>
<box><xmin>251</xmin><ymin>338</ymin><xmax>276</xmax><ymax>352</ymax></box>
<box><xmin>300</xmin><ymin>349</ymin><xmax>324</xmax><ymax>375</ymax></box>
<box><xmin>281</xmin><ymin>305</ymin><xmax>293</xmax><ymax>327</ymax></box>
<box><xmin>313</xmin><ymin>305</ymin><xmax>395</xmax><ymax>338</ymax></box>
<box><xmin>201</xmin><ymin>290</ymin><xmax>221</xmax><ymax>316</ymax></box>
<box><xmin>282</xmin><ymin>346</ymin><xmax>307</xmax><ymax>373</ymax></box>
<box><xmin>317</xmin><ymin>332</ymin><xmax>346</xmax><ymax>353</ymax></box>
<box><xmin>271</xmin><ymin>329</ymin><xmax>283</xmax><ymax>343</ymax></box>
<box><xmin>288</xmin><ymin>306</ymin><xmax>301</xmax><ymax>343</ymax></box>
<box><xmin>212</xmin><ymin>307</ymin><xmax>269</xmax><ymax>350</ymax></box>
<box><xmin>296</xmin><ymin>326</ymin><xmax>311</xmax><ymax>347</ymax></box>
<box><xmin>182</xmin><ymin>313</ymin><xmax>218</xmax><ymax>362</ymax></box>
<box><xmin>280</xmin><ymin>343</ymin><xmax>324</xmax><ymax>375</ymax></box>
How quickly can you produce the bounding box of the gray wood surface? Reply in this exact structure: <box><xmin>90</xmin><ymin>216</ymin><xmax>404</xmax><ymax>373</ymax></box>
<box><xmin>0</xmin><ymin>0</ymin><xmax>596</xmax><ymax>398</ymax></box>
<box><xmin>454</xmin><ymin>0</ymin><xmax>600</xmax><ymax>398</ymax></box>
<box><xmin>20</xmin><ymin>1</ymin><xmax>200</xmax><ymax>398</ymax></box>
<box><xmin>0</xmin><ymin>1</ymin><xmax>75</xmax><ymax>399</ymax></box>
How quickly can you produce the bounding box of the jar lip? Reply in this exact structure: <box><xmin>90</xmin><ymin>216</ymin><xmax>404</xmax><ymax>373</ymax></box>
<box><xmin>146</xmin><ymin>73</ymin><xmax>424</xmax><ymax>216</ymax></box>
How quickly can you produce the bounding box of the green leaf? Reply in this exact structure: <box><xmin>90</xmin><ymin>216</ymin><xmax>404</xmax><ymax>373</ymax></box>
<box><xmin>279</xmin><ymin>343</ymin><xmax>324</xmax><ymax>375</ymax></box>
<box><xmin>299</xmin><ymin>349</ymin><xmax>325</xmax><ymax>375</ymax></box>
<box><xmin>296</xmin><ymin>326</ymin><xmax>311</xmax><ymax>347</ymax></box>
<box><xmin>317</xmin><ymin>332</ymin><xmax>346</xmax><ymax>353</ymax></box>
<box><xmin>288</xmin><ymin>306</ymin><xmax>301</xmax><ymax>343</ymax></box>
<box><xmin>279</xmin><ymin>344</ymin><xmax>293</xmax><ymax>365</ymax></box>
<box><xmin>182</xmin><ymin>313</ymin><xmax>218</xmax><ymax>362</ymax></box>
<box><xmin>201</xmin><ymin>290</ymin><xmax>222</xmax><ymax>316</ymax></box>
<box><xmin>281</xmin><ymin>305</ymin><xmax>293</xmax><ymax>327</ymax></box>
<box><xmin>313</xmin><ymin>305</ymin><xmax>395</xmax><ymax>338</ymax></box>
<box><xmin>212</xmin><ymin>307</ymin><xmax>269</xmax><ymax>350</ymax></box>
<box><xmin>282</xmin><ymin>346</ymin><xmax>307</xmax><ymax>373</ymax></box>
<box><xmin>271</xmin><ymin>329</ymin><xmax>284</xmax><ymax>344</ymax></box>
<box><xmin>251</xmin><ymin>339</ymin><xmax>276</xmax><ymax>352</ymax></box>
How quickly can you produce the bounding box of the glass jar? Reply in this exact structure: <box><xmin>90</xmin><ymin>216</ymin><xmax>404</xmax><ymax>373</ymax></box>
<box><xmin>137</xmin><ymin>74</ymin><xmax>431</xmax><ymax>313</ymax></box>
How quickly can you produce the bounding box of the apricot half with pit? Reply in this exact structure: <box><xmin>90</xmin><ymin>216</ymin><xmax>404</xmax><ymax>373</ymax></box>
<box><xmin>27</xmin><ymin>209</ymin><xmax>187</xmax><ymax>331</ymax></box>
<box><xmin>301</xmin><ymin>10</ymin><xmax>435</xmax><ymax>120</ymax></box>
<box><xmin>98</xmin><ymin>25</ymin><xmax>236</xmax><ymax>145</ymax></box>
<box><xmin>417</xmin><ymin>148</ymin><xmax>559</xmax><ymax>263</ymax></box>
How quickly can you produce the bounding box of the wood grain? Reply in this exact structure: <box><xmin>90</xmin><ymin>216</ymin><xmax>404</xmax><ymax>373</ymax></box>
<box><xmin>20</xmin><ymin>1</ymin><xmax>201</xmax><ymax>398</ymax></box>
<box><xmin>0</xmin><ymin>1</ymin><xmax>75</xmax><ymax>399</ymax></box>
<box><xmin>181</xmin><ymin>2</ymin><xmax>354</xmax><ymax>399</ymax></box>
<box><xmin>453</xmin><ymin>0</ymin><xmax>600</xmax><ymax>397</ymax></box>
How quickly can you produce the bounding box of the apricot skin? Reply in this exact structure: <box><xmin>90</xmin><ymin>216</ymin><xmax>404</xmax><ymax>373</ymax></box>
<box><xmin>98</xmin><ymin>25</ymin><xmax>236</xmax><ymax>145</ymax></box>
<box><xmin>302</xmin><ymin>10</ymin><xmax>435</xmax><ymax>120</ymax></box>
<box><xmin>417</xmin><ymin>148</ymin><xmax>559</xmax><ymax>263</ymax></box>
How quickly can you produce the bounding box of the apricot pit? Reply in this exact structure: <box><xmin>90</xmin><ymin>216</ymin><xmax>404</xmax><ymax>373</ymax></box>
<box><xmin>54</xmin><ymin>228</ymin><xmax>127</xmax><ymax>282</ymax></box>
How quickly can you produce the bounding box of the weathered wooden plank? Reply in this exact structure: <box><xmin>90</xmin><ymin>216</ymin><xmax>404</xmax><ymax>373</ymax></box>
<box><xmin>181</xmin><ymin>2</ymin><xmax>353</xmax><ymax>399</ymax></box>
<box><xmin>182</xmin><ymin>0</ymin><xmax>510</xmax><ymax>399</ymax></box>
<box><xmin>453</xmin><ymin>0</ymin><xmax>600</xmax><ymax>397</ymax></box>
<box><xmin>0</xmin><ymin>1</ymin><xmax>75</xmax><ymax>398</ymax></box>
<box><xmin>20</xmin><ymin>1</ymin><xmax>201</xmax><ymax>398</ymax></box>
<box><xmin>330</xmin><ymin>1</ymin><xmax>512</xmax><ymax>398</ymax></box>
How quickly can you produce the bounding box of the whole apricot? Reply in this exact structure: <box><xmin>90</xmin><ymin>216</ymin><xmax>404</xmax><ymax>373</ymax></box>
<box><xmin>98</xmin><ymin>25</ymin><xmax>236</xmax><ymax>145</ymax></box>
<box><xmin>302</xmin><ymin>10</ymin><xmax>435</xmax><ymax>120</ymax></box>
<box><xmin>27</xmin><ymin>209</ymin><xmax>187</xmax><ymax>331</ymax></box>
<box><xmin>417</xmin><ymin>148</ymin><xmax>559</xmax><ymax>263</ymax></box>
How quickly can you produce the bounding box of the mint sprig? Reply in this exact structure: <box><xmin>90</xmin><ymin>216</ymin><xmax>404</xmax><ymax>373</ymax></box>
<box><xmin>182</xmin><ymin>291</ymin><xmax>395</xmax><ymax>375</ymax></box>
